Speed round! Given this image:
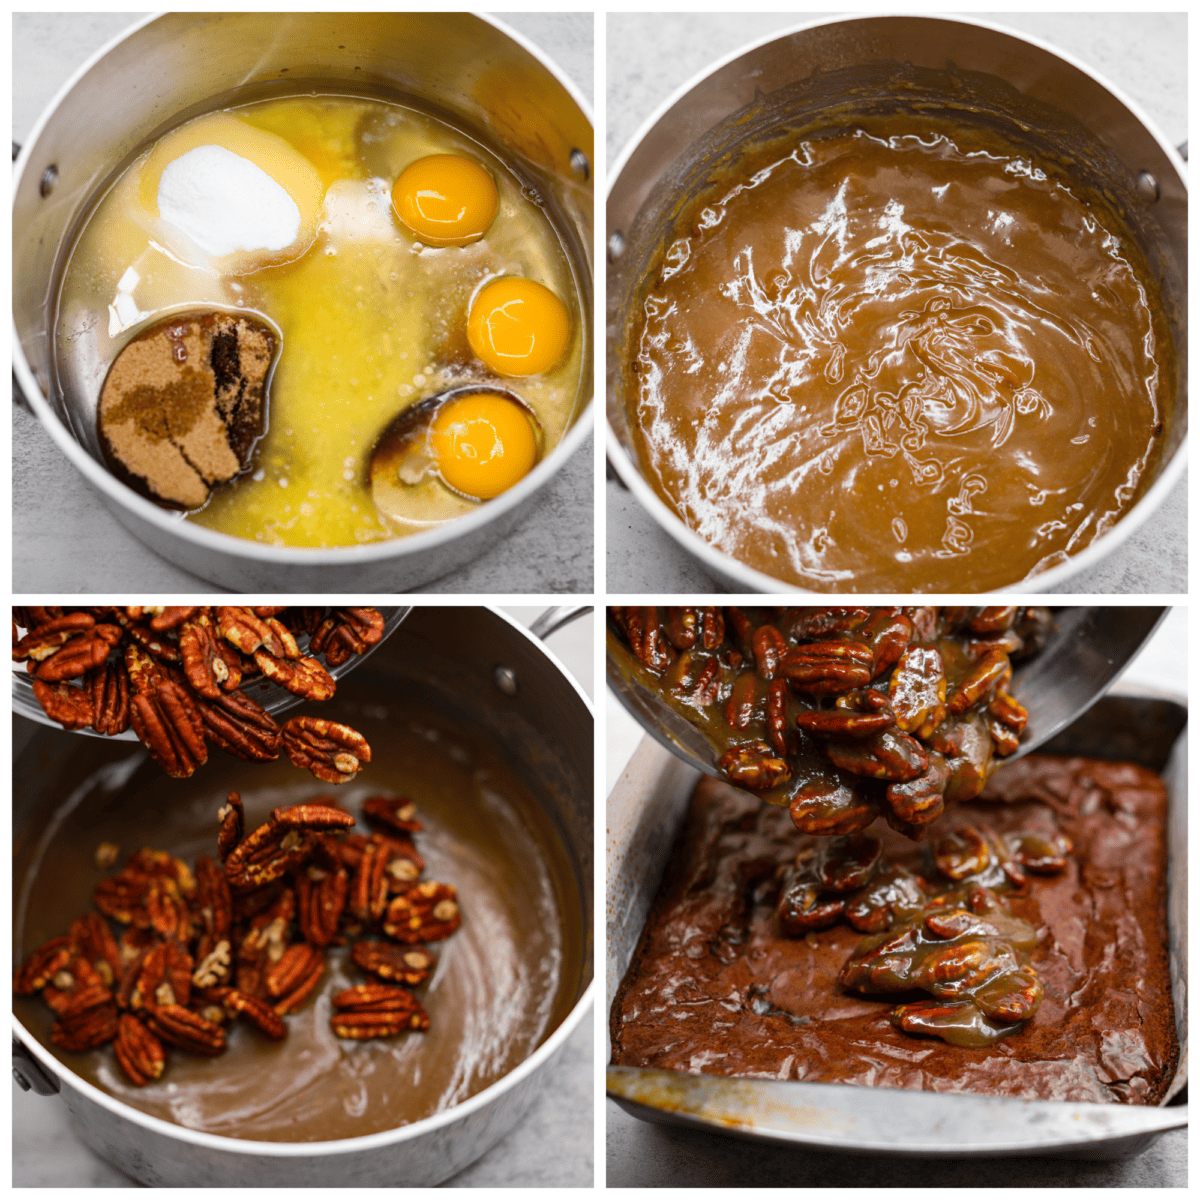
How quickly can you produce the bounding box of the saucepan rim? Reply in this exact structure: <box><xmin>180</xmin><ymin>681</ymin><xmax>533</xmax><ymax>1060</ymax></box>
<box><xmin>12</xmin><ymin>10</ymin><xmax>595</xmax><ymax>569</ymax></box>
<box><xmin>605</xmin><ymin>12</ymin><xmax>1187</xmax><ymax>595</ymax></box>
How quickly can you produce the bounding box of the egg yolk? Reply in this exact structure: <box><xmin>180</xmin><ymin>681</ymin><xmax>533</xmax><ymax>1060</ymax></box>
<box><xmin>467</xmin><ymin>278</ymin><xmax>570</xmax><ymax>377</ymax></box>
<box><xmin>391</xmin><ymin>154</ymin><xmax>498</xmax><ymax>246</ymax></box>
<box><xmin>429</xmin><ymin>392</ymin><xmax>539</xmax><ymax>500</ymax></box>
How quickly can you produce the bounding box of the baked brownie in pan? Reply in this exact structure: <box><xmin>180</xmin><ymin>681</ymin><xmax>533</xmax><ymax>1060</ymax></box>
<box><xmin>611</xmin><ymin>753</ymin><xmax>1178</xmax><ymax>1105</ymax></box>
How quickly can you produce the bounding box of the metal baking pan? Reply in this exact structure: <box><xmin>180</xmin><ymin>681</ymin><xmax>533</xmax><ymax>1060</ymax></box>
<box><xmin>606</xmin><ymin>689</ymin><xmax>1187</xmax><ymax>1159</ymax></box>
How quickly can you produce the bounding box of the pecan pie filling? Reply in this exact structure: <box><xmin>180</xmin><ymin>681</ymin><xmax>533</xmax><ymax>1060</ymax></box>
<box><xmin>625</xmin><ymin>121</ymin><xmax>1171</xmax><ymax>590</ymax></box>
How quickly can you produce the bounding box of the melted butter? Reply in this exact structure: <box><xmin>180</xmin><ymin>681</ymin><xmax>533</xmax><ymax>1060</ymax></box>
<box><xmin>57</xmin><ymin>95</ymin><xmax>584</xmax><ymax>547</ymax></box>
<box><xmin>14</xmin><ymin>693</ymin><xmax>584</xmax><ymax>1142</ymax></box>
<box><xmin>628</xmin><ymin>124</ymin><xmax>1170</xmax><ymax>591</ymax></box>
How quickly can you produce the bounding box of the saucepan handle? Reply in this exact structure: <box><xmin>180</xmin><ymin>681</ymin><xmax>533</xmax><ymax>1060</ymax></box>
<box><xmin>530</xmin><ymin>605</ymin><xmax>592</xmax><ymax>641</ymax></box>
<box><xmin>12</xmin><ymin>1038</ymin><xmax>60</xmax><ymax>1096</ymax></box>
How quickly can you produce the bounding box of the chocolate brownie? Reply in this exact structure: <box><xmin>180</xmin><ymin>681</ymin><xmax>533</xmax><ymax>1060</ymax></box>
<box><xmin>610</xmin><ymin>755</ymin><xmax>1178</xmax><ymax>1104</ymax></box>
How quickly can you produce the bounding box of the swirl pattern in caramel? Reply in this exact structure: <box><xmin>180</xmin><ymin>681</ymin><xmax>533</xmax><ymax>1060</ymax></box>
<box><xmin>628</xmin><ymin>127</ymin><xmax>1169</xmax><ymax>590</ymax></box>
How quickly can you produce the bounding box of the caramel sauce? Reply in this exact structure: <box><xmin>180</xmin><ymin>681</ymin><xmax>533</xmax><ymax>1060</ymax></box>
<box><xmin>627</xmin><ymin>122</ymin><xmax>1170</xmax><ymax>590</ymax></box>
<box><xmin>14</xmin><ymin>691</ymin><xmax>584</xmax><ymax>1142</ymax></box>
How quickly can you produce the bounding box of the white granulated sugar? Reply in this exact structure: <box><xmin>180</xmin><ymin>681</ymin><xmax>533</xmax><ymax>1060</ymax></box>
<box><xmin>158</xmin><ymin>144</ymin><xmax>301</xmax><ymax>256</ymax></box>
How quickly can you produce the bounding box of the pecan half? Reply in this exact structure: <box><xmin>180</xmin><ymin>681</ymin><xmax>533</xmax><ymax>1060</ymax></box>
<box><xmin>252</xmin><ymin>651</ymin><xmax>336</xmax><ymax>701</ymax></box>
<box><xmin>362</xmin><ymin>795</ymin><xmax>422</xmax><ymax>836</ymax></box>
<box><xmin>212</xmin><ymin>987</ymin><xmax>287</xmax><ymax>1038</ymax></box>
<box><xmin>31</xmin><ymin>677</ymin><xmax>94</xmax><ymax>730</ymax></box>
<box><xmin>716</xmin><ymin>741</ymin><xmax>791</xmax><ymax>790</ymax></box>
<box><xmin>224</xmin><ymin>820</ymin><xmax>312</xmax><ymax>893</ymax></box>
<box><xmin>148</xmin><ymin>606</ymin><xmax>200</xmax><ymax>632</ymax></box>
<box><xmin>267</xmin><ymin>943</ymin><xmax>325</xmax><ymax>1015</ymax></box>
<box><xmin>780</xmin><ymin>640</ymin><xmax>874</xmax><ymax>696</ymax></box>
<box><xmin>129</xmin><ymin>678</ymin><xmax>208</xmax><ymax>779</ymax></box>
<box><xmin>113</xmin><ymin>1013</ymin><xmax>166</xmax><ymax>1085</ymax></box>
<box><xmin>281</xmin><ymin>717</ymin><xmax>372</xmax><ymax>784</ymax></box>
<box><xmin>194</xmin><ymin>855</ymin><xmax>232</xmax><ymax>947</ymax></box>
<box><xmin>310</xmin><ymin>607</ymin><xmax>385</xmax><ymax>667</ymax></box>
<box><xmin>788</xmin><ymin>777</ymin><xmax>877</xmax><ymax>837</ymax></box>
<box><xmin>612</xmin><ymin>607</ymin><xmax>674</xmax><ymax>671</ymax></box>
<box><xmin>51</xmin><ymin>986</ymin><xmax>119</xmax><ymax>1052</ymax></box>
<box><xmin>383</xmin><ymin>882</ymin><xmax>461</xmax><ymax>943</ymax></box>
<box><xmin>145</xmin><ymin>1005</ymin><xmax>226</xmax><ymax>1056</ymax></box>
<box><xmin>35</xmin><ymin>624</ymin><xmax>122</xmax><ymax>682</ymax></box>
<box><xmin>88</xmin><ymin>660</ymin><xmax>131</xmax><ymax>736</ymax></box>
<box><xmin>349</xmin><ymin>841</ymin><xmax>390</xmax><ymax>925</ymax></box>
<box><xmin>351</xmin><ymin>941</ymin><xmax>435</xmax><ymax>986</ymax></box>
<box><xmin>946</xmin><ymin>648</ymin><xmax>1010</xmax><ymax>715</ymax></box>
<box><xmin>297</xmin><ymin>865</ymin><xmax>349</xmax><ymax>947</ymax></box>
<box><xmin>69</xmin><ymin>914</ymin><xmax>122</xmax><ymax>987</ymax></box>
<box><xmin>217</xmin><ymin>792</ymin><xmax>245</xmax><ymax>861</ymax></box>
<box><xmin>178</xmin><ymin>611</ymin><xmax>230</xmax><ymax>699</ymax></box>
<box><xmin>14</xmin><ymin>935</ymin><xmax>75</xmax><ymax>994</ymax></box>
<box><xmin>888</xmin><ymin>646</ymin><xmax>947</xmax><ymax>737</ymax></box>
<box><xmin>13</xmin><ymin>612</ymin><xmax>95</xmax><ymax>660</ymax></box>
<box><xmin>216</xmin><ymin>607</ymin><xmax>285</xmax><ymax>657</ymax></box>
<box><xmin>777</xmin><ymin>875</ymin><xmax>844</xmax><ymax>933</ymax></box>
<box><xmin>794</xmin><ymin>707</ymin><xmax>894</xmax><ymax>739</ymax></box>
<box><xmin>331</xmin><ymin>984</ymin><xmax>430</xmax><ymax>1038</ymax></box>
<box><xmin>815</xmin><ymin>833</ymin><xmax>882</xmax><ymax>893</ymax></box>
<box><xmin>824</xmin><ymin>730</ymin><xmax>927</xmax><ymax>782</ymax></box>
<box><xmin>199</xmin><ymin>689</ymin><xmax>282</xmax><ymax>762</ymax></box>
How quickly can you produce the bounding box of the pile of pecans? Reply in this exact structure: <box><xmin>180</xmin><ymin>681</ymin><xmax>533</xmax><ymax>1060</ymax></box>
<box><xmin>13</xmin><ymin>606</ymin><xmax>385</xmax><ymax>782</ymax></box>
<box><xmin>13</xmin><ymin>792</ymin><xmax>462</xmax><ymax>1085</ymax></box>
<box><xmin>610</xmin><ymin>605</ymin><xmax>1053</xmax><ymax>839</ymax></box>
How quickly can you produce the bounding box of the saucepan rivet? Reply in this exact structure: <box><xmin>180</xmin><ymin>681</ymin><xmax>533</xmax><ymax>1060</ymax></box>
<box><xmin>608</xmin><ymin>232</ymin><xmax>625</xmax><ymax>262</ymax></box>
<box><xmin>494</xmin><ymin>665</ymin><xmax>519</xmax><ymax>696</ymax></box>
<box><xmin>570</xmin><ymin>149</ymin><xmax>590</xmax><ymax>181</ymax></box>
<box><xmin>13</xmin><ymin>1067</ymin><xmax>31</xmax><ymax>1092</ymax></box>
<box><xmin>40</xmin><ymin>165</ymin><xmax>57</xmax><ymax>197</ymax></box>
<box><xmin>1136</xmin><ymin>171</ymin><xmax>1159</xmax><ymax>201</ymax></box>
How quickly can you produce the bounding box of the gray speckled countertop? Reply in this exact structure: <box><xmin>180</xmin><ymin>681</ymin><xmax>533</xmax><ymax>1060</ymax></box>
<box><xmin>606</xmin><ymin>608</ymin><xmax>1187</xmax><ymax>1185</ymax></box>
<box><xmin>13</xmin><ymin>606</ymin><xmax>594</xmax><ymax>1187</ymax></box>
<box><xmin>13</xmin><ymin>12</ymin><xmax>594</xmax><ymax>593</ymax></box>
<box><xmin>606</xmin><ymin>12</ymin><xmax>1186</xmax><ymax>594</ymax></box>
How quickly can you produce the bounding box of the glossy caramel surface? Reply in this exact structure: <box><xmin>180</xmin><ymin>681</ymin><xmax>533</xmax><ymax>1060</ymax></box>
<box><xmin>627</xmin><ymin>124</ymin><xmax>1170</xmax><ymax>590</ymax></box>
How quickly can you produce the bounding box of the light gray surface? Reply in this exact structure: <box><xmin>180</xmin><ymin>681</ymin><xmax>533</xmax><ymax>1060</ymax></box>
<box><xmin>12</xmin><ymin>12</ymin><xmax>594</xmax><ymax>594</ymax></box>
<box><xmin>12</xmin><ymin>607</ymin><xmax>595</xmax><ymax>1188</ymax></box>
<box><xmin>605</xmin><ymin>608</ymin><xmax>1187</xmax><ymax>1186</ymax></box>
<box><xmin>605</xmin><ymin>12</ymin><xmax>1187</xmax><ymax>595</ymax></box>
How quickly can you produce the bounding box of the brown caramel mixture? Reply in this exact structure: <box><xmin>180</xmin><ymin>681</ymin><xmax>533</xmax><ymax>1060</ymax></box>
<box><xmin>627</xmin><ymin>124</ymin><xmax>1170</xmax><ymax>590</ymax></box>
<box><xmin>611</xmin><ymin>757</ymin><xmax>1178</xmax><ymax>1104</ymax></box>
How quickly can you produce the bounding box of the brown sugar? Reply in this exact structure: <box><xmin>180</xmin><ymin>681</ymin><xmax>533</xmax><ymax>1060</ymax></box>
<box><xmin>97</xmin><ymin>311</ymin><xmax>276</xmax><ymax>508</ymax></box>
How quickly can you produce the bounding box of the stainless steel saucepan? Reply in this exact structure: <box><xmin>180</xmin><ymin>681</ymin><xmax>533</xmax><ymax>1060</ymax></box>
<box><xmin>14</xmin><ymin>13</ymin><xmax>594</xmax><ymax>591</ymax></box>
<box><xmin>13</xmin><ymin>605</ymin><xmax>593</xmax><ymax>1186</ymax></box>
<box><xmin>606</xmin><ymin>15</ymin><xmax>1187</xmax><ymax>593</ymax></box>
